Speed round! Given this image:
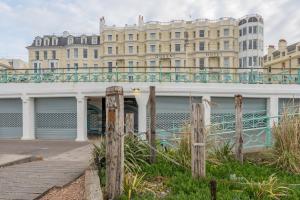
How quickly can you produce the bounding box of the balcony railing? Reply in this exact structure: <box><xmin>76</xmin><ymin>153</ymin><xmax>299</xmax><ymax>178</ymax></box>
<box><xmin>0</xmin><ymin>67</ymin><xmax>299</xmax><ymax>84</ymax></box>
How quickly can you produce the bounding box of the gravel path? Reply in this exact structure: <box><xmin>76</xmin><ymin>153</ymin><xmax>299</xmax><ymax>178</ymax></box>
<box><xmin>39</xmin><ymin>175</ymin><xmax>85</xmax><ymax>200</ymax></box>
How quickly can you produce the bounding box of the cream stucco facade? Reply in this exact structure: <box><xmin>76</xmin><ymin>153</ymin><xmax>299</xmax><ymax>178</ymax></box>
<box><xmin>263</xmin><ymin>39</ymin><xmax>300</xmax><ymax>75</ymax></box>
<box><xmin>27</xmin><ymin>15</ymin><xmax>254</xmax><ymax>73</ymax></box>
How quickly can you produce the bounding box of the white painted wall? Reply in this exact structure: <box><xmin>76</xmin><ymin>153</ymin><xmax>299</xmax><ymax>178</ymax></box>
<box><xmin>0</xmin><ymin>82</ymin><xmax>299</xmax><ymax>141</ymax></box>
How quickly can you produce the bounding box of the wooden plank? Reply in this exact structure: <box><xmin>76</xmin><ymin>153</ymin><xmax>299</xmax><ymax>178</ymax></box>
<box><xmin>125</xmin><ymin>112</ymin><xmax>134</xmax><ymax>136</ymax></box>
<box><xmin>105</xmin><ymin>86</ymin><xmax>124</xmax><ymax>199</ymax></box>
<box><xmin>191</xmin><ymin>103</ymin><xmax>206</xmax><ymax>178</ymax></box>
<box><xmin>235</xmin><ymin>94</ymin><xmax>243</xmax><ymax>164</ymax></box>
<box><xmin>149</xmin><ymin>86</ymin><xmax>156</xmax><ymax>163</ymax></box>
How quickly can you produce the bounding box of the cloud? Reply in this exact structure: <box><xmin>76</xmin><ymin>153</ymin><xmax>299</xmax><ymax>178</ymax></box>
<box><xmin>0</xmin><ymin>0</ymin><xmax>299</xmax><ymax>61</ymax></box>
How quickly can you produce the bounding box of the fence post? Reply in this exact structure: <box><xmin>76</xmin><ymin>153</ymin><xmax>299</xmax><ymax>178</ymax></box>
<box><xmin>210</xmin><ymin>179</ymin><xmax>217</xmax><ymax>200</ymax></box>
<box><xmin>235</xmin><ymin>94</ymin><xmax>243</xmax><ymax>164</ymax></box>
<box><xmin>125</xmin><ymin>112</ymin><xmax>134</xmax><ymax>136</ymax></box>
<box><xmin>191</xmin><ymin>103</ymin><xmax>206</xmax><ymax>178</ymax></box>
<box><xmin>149</xmin><ymin>86</ymin><xmax>156</xmax><ymax>163</ymax></box>
<box><xmin>105</xmin><ymin>86</ymin><xmax>124</xmax><ymax>199</ymax></box>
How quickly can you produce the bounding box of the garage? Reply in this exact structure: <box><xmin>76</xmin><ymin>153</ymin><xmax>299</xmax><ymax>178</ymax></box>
<box><xmin>211</xmin><ymin>97</ymin><xmax>267</xmax><ymax>123</ymax></box>
<box><xmin>154</xmin><ymin>96</ymin><xmax>201</xmax><ymax>131</ymax></box>
<box><xmin>0</xmin><ymin>98</ymin><xmax>23</xmax><ymax>139</ymax></box>
<box><xmin>35</xmin><ymin>97</ymin><xmax>77</xmax><ymax>140</ymax></box>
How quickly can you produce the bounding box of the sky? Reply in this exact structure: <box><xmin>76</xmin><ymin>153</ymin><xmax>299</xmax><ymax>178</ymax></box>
<box><xmin>0</xmin><ymin>0</ymin><xmax>299</xmax><ymax>62</ymax></box>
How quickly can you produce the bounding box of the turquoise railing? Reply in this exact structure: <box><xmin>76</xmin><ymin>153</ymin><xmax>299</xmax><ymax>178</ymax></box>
<box><xmin>156</xmin><ymin>110</ymin><xmax>300</xmax><ymax>149</ymax></box>
<box><xmin>0</xmin><ymin>67</ymin><xmax>300</xmax><ymax>84</ymax></box>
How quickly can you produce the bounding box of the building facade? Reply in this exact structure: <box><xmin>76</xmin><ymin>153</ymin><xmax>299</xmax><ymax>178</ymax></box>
<box><xmin>263</xmin><ymin>39</ymin><xmax>300</xmax><ymax>75</ymax></box>
<box><xmin>238</xmin><ymin>14</ymin><xmax>264</xmax><ymax>71</ymax></box>
<box><xmin>27</xmin><ymin>32</ymin><xmax>101</xmax><ymax>72</ymax></box>
<box><xmin>99</xmin><ymin>16</ymin><xmax>239</xmax><ymax>73</ymax></box>
<box><xmin>27</xmin><ymin>15</ymin><xmax>265</xmax><ymax>74</ymax></box>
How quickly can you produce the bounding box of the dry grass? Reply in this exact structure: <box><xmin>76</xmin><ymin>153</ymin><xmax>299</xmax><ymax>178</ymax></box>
<box><xmin>270</xmin><ymin>112</ymin><xmax>300</xmax><ymax>174</ymax></box>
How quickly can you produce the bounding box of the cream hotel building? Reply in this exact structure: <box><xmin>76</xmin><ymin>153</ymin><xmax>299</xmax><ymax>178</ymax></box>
<box><xmin>27</xmin><ymin>14</ymin><xmax>264</xmax><ymax>74</ymax></box>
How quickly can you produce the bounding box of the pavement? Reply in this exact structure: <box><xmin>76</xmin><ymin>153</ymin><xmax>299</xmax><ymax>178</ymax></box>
<box><xmin>0</xmin><ymin>154</ymin><xmax>36</xmax><ymax>167</ymax></box>
<box><xmin>0</xmin><ymin>140</ymin><xmax>88</xmax><ymax>158</ymax></box>
<box><xmin>0</xmin><ymin>140</ymin><xmax>93</xmax><ymax>200</ymax></box>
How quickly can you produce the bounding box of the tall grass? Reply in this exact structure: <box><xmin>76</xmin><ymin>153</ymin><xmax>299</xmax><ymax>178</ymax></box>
<box><xmin>243</xmin><ymin>174</ymin><xmax>292</xmax><ymax>200</ymax></box>
<box><xmin>271</xmin><ymin>112</ymin><xmax>300</xmax><ymax>174</ymax></box>
<box><xmin>92</xmin><ymin>135</ymin><xmax>150</xmax><ymax>174</ymax></box>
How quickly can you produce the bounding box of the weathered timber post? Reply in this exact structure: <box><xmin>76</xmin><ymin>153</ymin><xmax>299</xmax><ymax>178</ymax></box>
<box><xmin>235</xmin><ymin>94</ymin><xmax>243</xmax><ymax>164</ymax></box>
<box><xmin>191</xmin><ymin>103</ymin><xmax>206</xmax><ymax>178</ymax></box>
<box><xmin>149</xmin><ymin>86</ymin><xmax>156</xmax><ymax>163</ymax></box>
<box><xmin>210</xmin><ymin>179</ymin><xmax>217</xmax><ymax>200</ymax></box>
<box><xmin>105</xmin><ymin>86</ymin><xmax>124</xmax><ymax>199</ymax></box>
<box><xmin>125</xmin><ymin>112</ymin><xmax>134</xmax><ymax>136</ymax></box>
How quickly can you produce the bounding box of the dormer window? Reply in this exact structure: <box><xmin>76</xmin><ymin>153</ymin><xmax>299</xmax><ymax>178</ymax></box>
<box><xmin>52</xmin><ymin>37</ymin><xmax>58</xmax><ymax>46</ymax></box>
<box><xmin>35</xmin><ymin>38</ymin><xmax>42</xmax><ymax>46</ymax></box>
<box><xmin>92</xmin><ymin>36</ymin><xmax>98</xmax><ymax>45</ymax></box>
<box><xmin>68</xmin><ymin>36</ymin><xmax>73</xmax><ymax>45</ymax></box>
<box><xmin>44</xmin><ymin>38</ymin><xmax>50</xmax><ymax>46</ymax></box>
<box><xmin>81</xmin><ymin>36</ymin><xmax>87</xmax><ymax>44</ymax></box>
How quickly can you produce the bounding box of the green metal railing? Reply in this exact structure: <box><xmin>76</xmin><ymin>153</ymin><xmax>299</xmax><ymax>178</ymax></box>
<box><xmin>1</xmin><ymin>67</ymin><xmax>300</xmax><ymax>84</ymax></box>
<box><xmin>155</xmin><ymin>110</ymin><xmax>300</xmax><ymax>149</ymax></box>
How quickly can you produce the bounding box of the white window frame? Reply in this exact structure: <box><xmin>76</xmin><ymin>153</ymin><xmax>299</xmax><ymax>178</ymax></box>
<box><xmin>108</xmin><ymin>47</ymin><xmax>113</xmax><ymax>55</ymax></box>
<box><xmin>52</xmin><ymin>37</ymin><xmax>58</xmax><ymax>45</ymax></box>
<box><xmin>68</xmin><ymin>37</ymin><xmax>73</xmax><ymax>45</ymax></box>
<box><xmin>128</xmin><ymin>46</ymin><xmax>134</xmax><ymax>54</ymax></box>
<box><xmin>83</xmin><ymin>48</ymin><xmax>88</xmax><ymax>59</ymax></box>
<box><xmin>224</xmin><ymin>28</ymin><xmax>229</xmax><ymax>37</ymax></box>
<box><xmin>149</xmin><ymin>45</ymin><xmax>156</xmax><ymax>53</ymax></box>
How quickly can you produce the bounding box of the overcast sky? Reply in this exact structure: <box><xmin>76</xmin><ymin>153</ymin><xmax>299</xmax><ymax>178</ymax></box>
<box><xmin>0</xmin><ymin>0</ymin><xmax>299</xmax><ymax>61</ymax></box>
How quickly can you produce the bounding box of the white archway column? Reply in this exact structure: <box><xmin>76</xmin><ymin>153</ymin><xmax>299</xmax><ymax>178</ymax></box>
<box><xmin>22</xmin><ymin>96</ymin><xmax>35</xmax><ymax>140</ymax></box>
<box><xmin>135</xmin><ymin>92</ymin><xmax>149</xmax><ymax>135</ymax></box>
<box><xmin>268</xmin><ymin>96</ymin><xmax>279</xmax><ymax>127</ymax></box>
<box><xmin>76</xmin><ymin>96</ymin><xmax>88</xmax><ymax>141</ymax></box>
<box><xmin>202</xmin><ymin>95</ymin><xmax>211</xmax><ymax>127</ymax></box>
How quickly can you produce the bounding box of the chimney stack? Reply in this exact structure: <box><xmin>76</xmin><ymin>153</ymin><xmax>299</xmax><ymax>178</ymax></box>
<box><xmin>138</xmin><ymin>15</ymin><xmax>144</xmax><ymax>27</ymax></box>
<box><xmin>100</xmin><ymin>16</ymin><xmax>106</xmax><ymax>33</ymax></box>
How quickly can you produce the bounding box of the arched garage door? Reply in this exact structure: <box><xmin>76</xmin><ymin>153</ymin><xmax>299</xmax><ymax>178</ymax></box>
<box><xmin>0</xmin><ymin>99</ymin><xmax>22</xmax><ymax>139</ymax></box>
<box><xmin>35</xmin><ymin>97</ymin><xmax>77</xmax><ymax>140</ymax></box>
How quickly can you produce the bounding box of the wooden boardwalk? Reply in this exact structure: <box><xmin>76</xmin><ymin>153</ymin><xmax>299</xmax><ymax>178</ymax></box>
<box><xmin>0</xmin><ymin>145</ymin><xmax>91</xmax><ymax>200</ymax></box>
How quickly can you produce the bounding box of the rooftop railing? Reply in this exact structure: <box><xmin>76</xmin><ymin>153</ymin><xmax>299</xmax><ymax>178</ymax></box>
<box><xmin>0</xmin><ymin>67</ymin><xmax>299</xmax><ymax>84</ymax></box>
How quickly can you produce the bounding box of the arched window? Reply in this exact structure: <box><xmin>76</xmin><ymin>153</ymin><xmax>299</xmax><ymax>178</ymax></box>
<box><xmin>238</xmin><ymin>19</ymin><xmax>247</xmax><ymax>26</ymax></box>
<box><xmin>52</xmin><ymin>37</ymin><xmax>58</xmax><ymax>46</ymax></box>
<box><xmin>35</xmin><ymin>37</ymin><xmax>42</xmax><ymax>46</ymax></box>
<box><xmin>81</xmin><ymin>36</ymin><xmax>87</xmax><ymax>44</ymax></box>
<box><xmin>248</xmin><ymin>17</ymin><xmax>258</xmax><ymax>23</ymax></box>
<box><xmin>43</xmin><ymin>37</ymin><xmax>49</xmax><ymax>46</ymax></box>
<box><xmin>67</xmin><ymin>36</ymin><xmax>73</xmax><ymax>45</ymax></box>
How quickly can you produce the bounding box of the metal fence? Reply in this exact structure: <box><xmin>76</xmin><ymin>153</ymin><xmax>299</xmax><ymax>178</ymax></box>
<box><xmin>1</xmin><ymin>67</ymin><xmax>300</xmax><ymax>84</ymax></box>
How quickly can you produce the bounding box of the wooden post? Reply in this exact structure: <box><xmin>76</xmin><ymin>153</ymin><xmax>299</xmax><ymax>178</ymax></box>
<box><xmin>235</xmin><ymin>94</ymin><xmax>243</xmax><ymax>164</ymax></box>
<box><xmin>191</xmin><ymin>103</ymin><xmax>206</xmax><ymax>178</ymax></box>
<box><xmin>210</xmin><ymin>179</ymin><xmax>217</xmax><ymax>200</ymax></box>
<box><xmin>149</xmin><ymin>86</ymin><xmax>156</xmax><ymax>163</ymax></box>
<box><xmin>125</xmin><ymin>112</ymin><xmax>134</xmax><ymax>136</ymax></box>
<box><xmin>105</xmin><ymin>86</ymin><xmax>124</xmax><ymax>199</ymax></box>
